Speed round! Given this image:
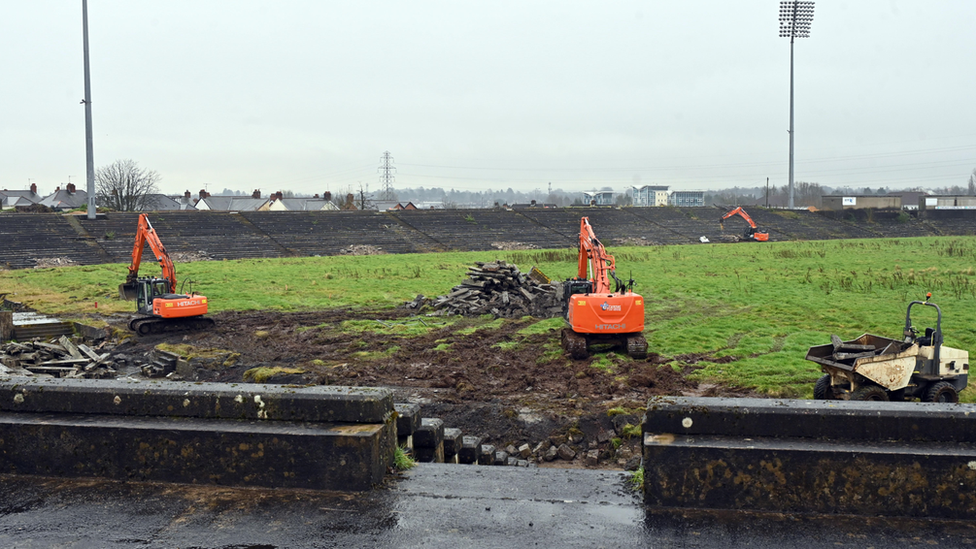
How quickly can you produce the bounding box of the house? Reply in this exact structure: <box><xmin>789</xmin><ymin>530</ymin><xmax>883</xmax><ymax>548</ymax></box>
<box><xmin>372</xmin><ymin>200</ymin><xmax>418</xmax><ymax>211</ymax></box>
<box><xmin>140</xmin><ymin>192</ymin><xmax>197</xmax><ymax>211</ymax></box>
<box><xmin>194</xmin><ymin>188</ymin><xmax>268</xmax><ymax>211</ymax></box>
<box><xmin>632</xmin><ymin>185</ymin><xmax>669</xmax><ymax>207</ymax></box>
<box><xmin>267</xmin><ymin>198</ymin><xmax>339</xmax><ymax>211</ymax></box>
<box><xmin>582</xmin><ymin>191</ymin><xmax>615</xmax><ymax>206</ymax></box>
<box><xmin>669</xmin><ymin>190</ymin><xmax>705</xmax><ymax>207</ymax></box>
<box><xmin>0</xmin><ymin>184</ymin><xmax>43</xmax><ymax>210</ymax></box>
<box><xmin>38</xmin><ymin>183</ymin><xmax>88</xmax><ymax>211</ymax></box>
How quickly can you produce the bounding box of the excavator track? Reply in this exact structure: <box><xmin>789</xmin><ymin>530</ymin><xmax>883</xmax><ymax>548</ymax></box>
<box><xmin>626</xmin><ymin>334</ymin><xmax>648</xmax><ymax>359</ymax></box>
<box><xmin>129</xmin><ymin>316</ymin><xmax>215</xmax><ymax>336</ymax></box>
<box><xmin>561</xmin><ymin>328</ymin><xmax>589</xmax><ymax>359</ymax></box>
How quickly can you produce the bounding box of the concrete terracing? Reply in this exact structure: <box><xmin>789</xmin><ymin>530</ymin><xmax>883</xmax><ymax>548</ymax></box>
<box><xmin>1</xmin><ymin>208</ymin><xmax>972</xmax><ymax>268</ymax></box>
<box><xmin>0</xmin><ymin>377</ymin><xmax>396</xmax><ymax>490</ymax></box>
<box><xmin>643</xmin><ymin>396</ymin><xmax>976</xmax><ymax>519</ymax></box>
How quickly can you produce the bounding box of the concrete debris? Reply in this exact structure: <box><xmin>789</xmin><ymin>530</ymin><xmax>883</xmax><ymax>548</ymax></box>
<box><xmin>30</xmin><ymin>257</ymin><xmax>78</xmax><ymax>268</ymax></box>
<box><xmin>490</xmin><ymin>241</ymin><xmax>539</xmax><ymax>250</ymax></box>
<box><xmin>418</xmin><ymin>261</ymin><xmax>564</xmax><ymax>318</ymax></box>
<box><xmin>0</xmin><ymin>335</ymin><xmax>115</xmax><ymax>378</ymax></box>
<box><xmin>169</xmin><ymin>251</ymin><xmax>214</xmax><ymax>263</ymax></box>
<box><xmin>338</xmin><ymin>244</ymin><xmax>384</xmax><ymax>256</ymax></box>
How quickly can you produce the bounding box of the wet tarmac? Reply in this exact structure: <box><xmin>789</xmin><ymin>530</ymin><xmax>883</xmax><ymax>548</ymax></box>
<box><xmin>0</xmin><ymin>465</ymin><xmax>974</xmax><ymax>548</ymax></box>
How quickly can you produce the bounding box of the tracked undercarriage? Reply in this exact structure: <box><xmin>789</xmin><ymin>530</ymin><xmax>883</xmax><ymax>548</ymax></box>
<box><xmin>128</xmin><ymin>315</ymin><xmax>216</xmax><ymax>336</ymax></box>
<box><xmin>561</xmin><ymin>328</ymin><xmax>648</xmax><ymax>360</ymax></box>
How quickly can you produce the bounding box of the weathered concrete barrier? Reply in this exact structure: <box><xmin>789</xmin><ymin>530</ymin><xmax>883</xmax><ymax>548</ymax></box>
<box><xmin>0</xmin><ymin>377</ymin><xmax>396</xmax><ymax>490</ymax></box>
<box><xmin>643</xmin><ymin>396</ymin><xmax>976</xmax><ymax>519</ymax></box>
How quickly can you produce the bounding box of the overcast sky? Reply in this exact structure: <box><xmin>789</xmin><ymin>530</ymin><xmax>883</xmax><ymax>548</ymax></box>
<box><xmin>2</xmin><ymin>1</ymin><xmax>975</xmax><ymax>197</ymax></box>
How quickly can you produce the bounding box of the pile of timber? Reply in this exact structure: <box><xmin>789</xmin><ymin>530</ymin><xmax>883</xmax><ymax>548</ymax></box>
<box><xmin>0</xmin><ymin>335</ymin><xmax>116</xmax><ymax>379</ymax></box>
<box><xmin>426</xmin><ymin>261</ymin><xmax>564</xmax><ymax>318</ymax></box>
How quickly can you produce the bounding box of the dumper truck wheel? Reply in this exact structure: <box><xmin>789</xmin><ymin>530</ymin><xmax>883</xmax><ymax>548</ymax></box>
<box><xmin>922</xmin><ymin>381</ymin><xmax>959</xmax><ymax>403</ymax></box>
<box><xmin>850</xmin><ymin>384</ymin><xmax>889</xmax><ymax>401</ymax></box>
<box><xmin>813</xmin><ymin>375</ymin><xmax>835</xmax><ymax>400</ymax></box>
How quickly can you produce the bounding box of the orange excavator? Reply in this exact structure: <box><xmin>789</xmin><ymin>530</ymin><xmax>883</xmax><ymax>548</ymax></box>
<box><xmin>561</xmin><ymin>217</ymin><xmax>647</xmax><ymax>359</ymax></box>
<box><xmin>719</xmin><ymin>206</ymin><xmax>769</xmax><ymax>242</ymax></box>
<box><xmin>119</xmin><ymin>214</ymin><xmax>214</xmax><ymax>335</ymax></box>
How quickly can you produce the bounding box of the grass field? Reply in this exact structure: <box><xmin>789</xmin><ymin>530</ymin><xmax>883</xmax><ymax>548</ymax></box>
<box><xmin>3</xmin><ymin>236</ymin><xmax>975</xmax><ymax>399</ymax></box>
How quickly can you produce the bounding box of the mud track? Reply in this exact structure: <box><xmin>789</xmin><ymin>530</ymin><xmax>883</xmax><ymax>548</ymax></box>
<box><xmin>112</xmin><ymin>308</ymin><xmax>757</xmax><ymax>465</ymax></box>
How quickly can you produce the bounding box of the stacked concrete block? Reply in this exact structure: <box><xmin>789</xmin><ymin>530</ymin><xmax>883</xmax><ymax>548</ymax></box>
<box><xmin>413</xmin><ymin>418</ymin><xmax>445</xmax><ymax>463</ymax></box>
<box><xmin>394</xmin><ymin>403</ymin><xmax>421</xmax><ymax>451</ymax></box>
<box><xmin>0</xmin><ymin>378</ymin><xmax>396</xmax><ymax>491</ymax></box>
<box><xmin>458</xmin><ymin>436</ymin><xmax>483</xmax><ymax>464</ymax></box>
<box><xmin>478</xmin><ymin>444</ymin><xmax>496</xmax><ymax>465</ymax></box>
<box><xmin>442</xmin><ymin>428</ymin><xmax>462</xmax><ymax>464</ymax></box>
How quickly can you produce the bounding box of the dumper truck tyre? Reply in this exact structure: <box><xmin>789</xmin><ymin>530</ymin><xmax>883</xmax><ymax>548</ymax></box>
<box><xmin>850</xmin><ymin>384</ymin><xmax>889</xmax><ymax>401</ymax></box>
<box><xmin>813</xmin><ymin>375</ymin><xmax>835</xmax><ymax>400</ymax></box>
<box><xmin>922</xmin><ymin>381</ymin><xmax>959</xmax><ymax>403</ymax></box>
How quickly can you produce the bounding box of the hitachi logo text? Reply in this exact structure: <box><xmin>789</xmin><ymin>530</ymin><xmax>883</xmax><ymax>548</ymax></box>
<box><xmin>595</xmin><ymin>323</ymin><xmax>625</xmax><ymax>330</ymax></box>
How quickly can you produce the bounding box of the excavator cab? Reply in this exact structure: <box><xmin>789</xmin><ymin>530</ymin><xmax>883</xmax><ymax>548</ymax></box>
<box><xmin>134</xmin><ymin>278</ymin><xmax>174</xmax><ymax>315</ymax></box>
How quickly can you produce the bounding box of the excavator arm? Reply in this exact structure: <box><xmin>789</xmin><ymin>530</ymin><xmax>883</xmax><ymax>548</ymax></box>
<box><xmin>720</xmin><ymin>206</ymin><xmax>758</xmax><ymax>229</ymax></box>
<box><xmin>577</xmin><ymin>217</ymin><xmax>618</xmax><ymax>294</ymax></box>
<box><xmin>119</xmin><ymin>214</ymin><xmax>177</xmax><ymax>300</ymax></box>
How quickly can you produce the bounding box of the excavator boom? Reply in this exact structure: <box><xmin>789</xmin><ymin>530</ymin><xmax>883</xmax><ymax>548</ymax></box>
<box><xmin>119</xmin><ymin>214</ymin><xmax>177</xmax><ymax>300</ymax></box>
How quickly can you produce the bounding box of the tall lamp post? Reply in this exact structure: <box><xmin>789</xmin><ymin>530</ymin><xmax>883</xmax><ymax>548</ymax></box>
<box><xmin>779</xmin><ymin>1</ymin><xmax>814</xmax><ymax>210</ymax></box>
<box><xmin>82</xmin><ymin>0</ymin><xmax>96</xmax><ymax>220</ymax></box>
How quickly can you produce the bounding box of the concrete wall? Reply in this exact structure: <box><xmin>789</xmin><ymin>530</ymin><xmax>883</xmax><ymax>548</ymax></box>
<box><xmin>821</xmin><ymin>195</ymin><xmax>902</xmax><ymax>210</ymax></box>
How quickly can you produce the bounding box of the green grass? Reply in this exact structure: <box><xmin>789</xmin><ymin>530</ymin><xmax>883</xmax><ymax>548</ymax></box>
<box><xmin>394</xmin><ymin>446</ymin><xmax>416</xmax><ymax>471</ymax></box>
<box><xmin>5</xmin><ymin>237</ymin><xmax>976</xmax><ymax>399</ymax></box>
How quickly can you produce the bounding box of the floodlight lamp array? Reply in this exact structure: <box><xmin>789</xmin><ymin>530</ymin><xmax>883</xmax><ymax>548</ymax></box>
<box><xmin>779</xmin><ymin>0</ymin><xmax>815</xmax><ymax>39</ymax></box>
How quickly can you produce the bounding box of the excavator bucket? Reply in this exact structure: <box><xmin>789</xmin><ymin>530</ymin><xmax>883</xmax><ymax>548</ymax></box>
<box><xmin>119</xmin><ymin>282</ymin><xmax>138</xmax><ymax>301</ymax></box>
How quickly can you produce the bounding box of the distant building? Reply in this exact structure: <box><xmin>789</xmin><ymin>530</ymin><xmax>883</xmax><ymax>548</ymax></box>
<box><xmin>632</xmin><ymin>185</ymin><xmax>669</xmax><ymax>207</ymax></box>
<box><xmin>821</xmin><ymin>195</ymin><xmax>901</xmax><ymax>210</ymax></box>
<box><xmin>196</xmin><ymin>195</ymin><xmax>268</xmax><ymax>211</ymax></box>
<box><xmin>267</xmin><ymin>198</ymin><xmax>339</xmax><ymax>211</ymax></box>
<box><xmin>582</xmin><ymin>191</ymin><xmax>615</xmax><ymax>206</ymax></box>
<box><xmin>140</xmin><ymin>193</ymin><xmax>197</xmax><ymax>211</ymax></box>
<box><xmin>372</xmin><ymin>201</ymin><xmax>418</xmax><ymax>211</ymax></box>
<box><xmin>669</xmin><ymin>190</ymin><xmax>704</xmax><ymax>207</ymax></box>
<box><xmin>0</xmin><ymin>184</ymin><xmax>43</xmax><ymax>210</ymax></box>
<box><xmin>918</xmin><ymin>195</ymin><xmax>976</xmax><ymax>211</ymax></box>
<box><xmin>38</xmin><ymin>183</ymin><xmax>88</xmax><ymax>211</ymax></box>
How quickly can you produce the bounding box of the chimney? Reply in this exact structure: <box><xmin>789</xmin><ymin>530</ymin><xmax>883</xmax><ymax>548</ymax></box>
<box><xmin>275</xmin><ymin>191</ymin><xmax>283</xmax><ymax>200</ymax></box>
<box><xmin>67</xmin><ymin>183</ymin><xmax>76</xmax><ymax>193</ymax></box>
<box><xmin>313</xmin><ymin>194</ymin><xmax>319</xmax><ymax>198</ymax></box>
<box><xmin>56</xmin><ymin>186</ymin><xmax>61</xmax><ymax>192</ymax></box>
<box><xmin>30</xmin><ymin>183</ymin><xmax>37</xmax><ymax>195</ymax></box>
<box><xmin>252</xmin><ymin>189</ymin><xmax>261</xmax><ymax>199</ymax></box>
<box><xmin>323</xmin><ymin>191</ymin><xmax>332</xmax><ymax>202</ymax></box>
<box><xmin>199</xmin><ymin>189</ymin><xmax>209</xmax><ymax>200</ymax></box>
<box><xmin>184</xmin><ymin>190</ymin><xmax>191</xmax><ymax>198</ymax></box>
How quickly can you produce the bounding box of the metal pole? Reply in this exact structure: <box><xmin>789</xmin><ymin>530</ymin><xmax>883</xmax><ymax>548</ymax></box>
<box><xmin>788</xmin><ymin>36</ymin><xmax>795</xmax><ymax>210</ymax></box>
<box><xmin>82</xmin><ymin>0</ymin><xmax>96</xmax><ymax>219</ymax></box>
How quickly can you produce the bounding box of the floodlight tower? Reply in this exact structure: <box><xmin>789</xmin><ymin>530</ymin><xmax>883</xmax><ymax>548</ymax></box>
<box><xmin>779</xmin><ymin>1</ymin><xmax>814</xmax><ymax>210</ymax></box>
<box><xmin>82</xmin><ymin>0</ymin><xmax>96</xmax><ymax>219</ymax></box>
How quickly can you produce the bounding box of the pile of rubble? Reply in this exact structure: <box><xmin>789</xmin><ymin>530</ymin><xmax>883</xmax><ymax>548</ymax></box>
<box><xmin>30</xmin><ymin>257</ymin><xmax>78</xmax><ymax>268</ymax></box>
<box><xmin>170</xmin><ymin>251</ymin><xmax>214</xmax><ymax>263</ymax></box>
<box><xmin>338</xmin><ymin>244</ymin><xmax>385</xmax><ymax>255</ymax></box>
<box><xmin>490</xmin><ymin>241</ymin><xmax>539</xmax><ymax>250</ymax></box>
<box><xmin>0</xmin><ymin>335</ymin><xmax>116</xmax><ymax>378</ymax></box>
<box><xmin>410</xmin><ymin>261</ymin><xmax>564</xmax><ymax>318</ymax></box>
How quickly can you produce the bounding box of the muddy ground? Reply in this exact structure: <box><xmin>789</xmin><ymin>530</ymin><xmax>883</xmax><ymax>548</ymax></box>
<box><xmin>103</xmin><ymin>307</ymin><xmax>758</xmax><ymax>468</ymax></box>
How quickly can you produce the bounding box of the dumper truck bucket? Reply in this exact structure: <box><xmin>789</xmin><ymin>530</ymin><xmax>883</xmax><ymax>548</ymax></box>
<box><xmin>119</xmin><ymin>282</ymin><xmax>138</xmax><ymax>301</ymax></box>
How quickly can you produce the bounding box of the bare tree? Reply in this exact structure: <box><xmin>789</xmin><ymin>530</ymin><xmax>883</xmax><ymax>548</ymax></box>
<box><xmin>968</xmin><ymin>168</ymin><xmax>976</xmax><ymax>196</ymax></box>
<box><xmin>95</xmin><ymin>159</ymin><xmax>161</xmax><ymax>211</ymax></box>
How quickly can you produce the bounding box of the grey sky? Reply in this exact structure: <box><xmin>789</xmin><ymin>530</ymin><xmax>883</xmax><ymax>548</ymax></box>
<box><xmin>2</xmin><ymin>1</ymin><xmax>975</xmax><ymax>197</ymax></box>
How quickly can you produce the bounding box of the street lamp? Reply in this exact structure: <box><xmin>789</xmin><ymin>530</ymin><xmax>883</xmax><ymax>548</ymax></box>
<box><xmin>779</xmin><ymin>1</ymin><xmax>814</xmax><ymax>210</ymax></box>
